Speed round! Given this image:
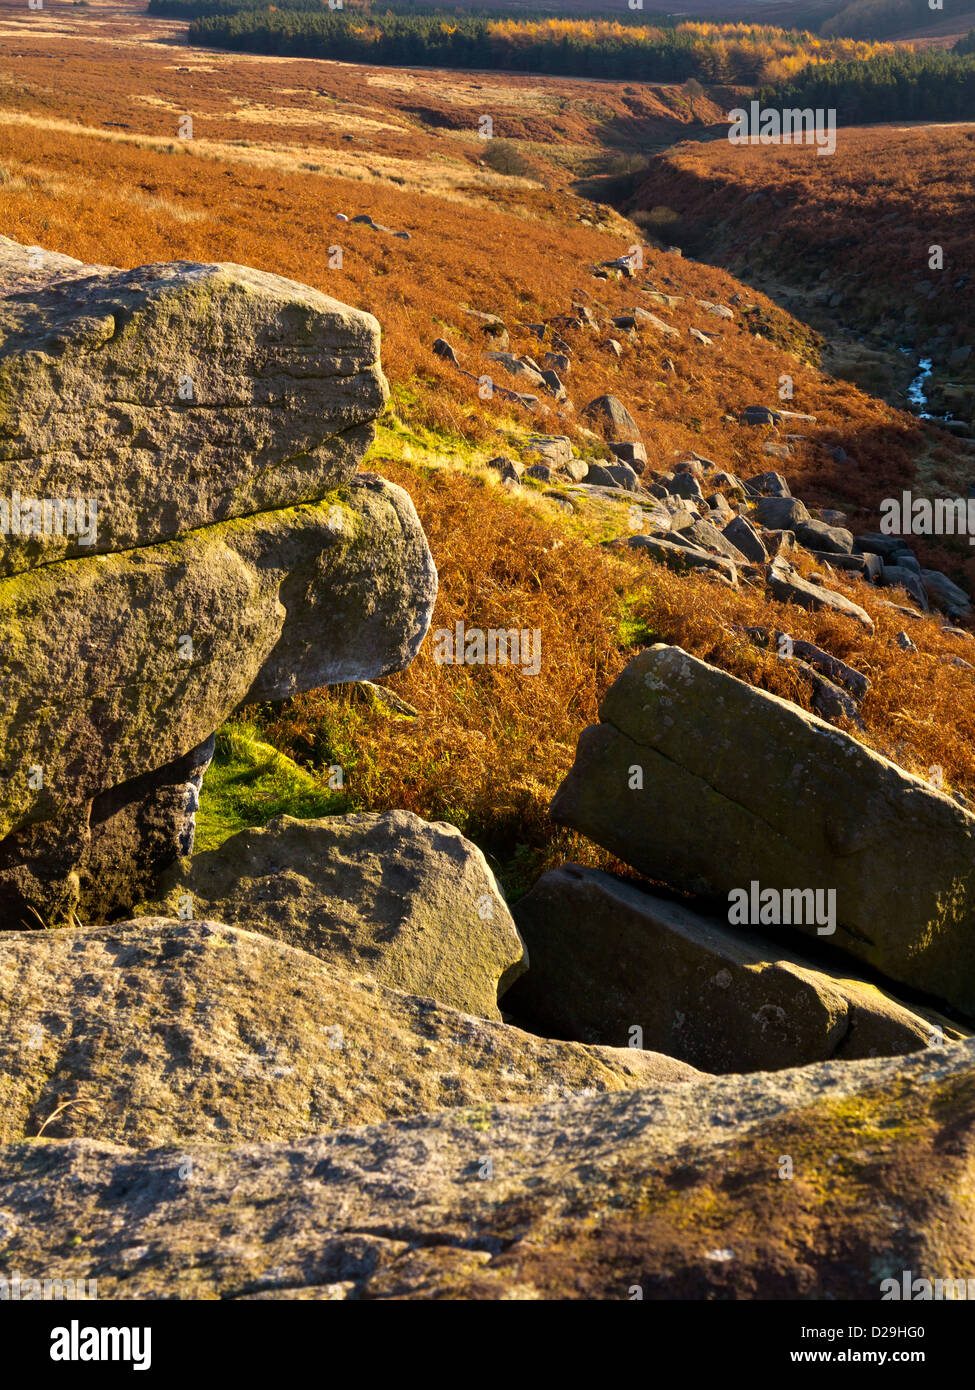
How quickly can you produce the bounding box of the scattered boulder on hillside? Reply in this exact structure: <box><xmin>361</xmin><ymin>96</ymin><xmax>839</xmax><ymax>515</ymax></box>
<box><xmin>879</xmin><ymin>563</ymin><xmax>930</xmax><ymax>611</ymax></box>
<box><xmin>856</xmin><ymin>533</ymin><xmax>905</xmax><ymax>561</ymax></box>
<box><xmin>608</xmin><ymin>440</ymin><xmax>647</xmax><ymax>472</ymax></box>
<box><xmin>141</xmin><ymin>811</ymin><xmax>524</xmax><ymax>1020</ymax></box>
<box><xmin>816</xmin><ymin>550</ymin><xmax>883</xmax><ymax>582</ymax></box>
<box><xmin>742</xmin><ymin>627</ymin><xmax>871</xmax><ymax>702</ymax></box>
<box><xmin>599</xmin><ymin>256</ymin><xmax>638</xmax><ymax>278</ymax></box>
<box><xmin>794</xmin><ymin>519</ymin><xmax>854</xmax><ymax>555</ymax></box>
<box><xmin>777</xmin><ymin>658</ymin><xmax>865</xmax><ymax>729</ymax></box>
<box><xmin>922</xmin><ymin>568</ymin><xmax>972</xmax><ymax>617</ymax></box>
<box><xmin>433</xmin><ymin>337</ymin><xmax>461</xmax><ymax>366</ymax></box>
<box><xmin>633</xmin><ymin>307</ymin><xmax>680</xmax><ymax>339</ymax></box>
<box><xmin>581</xmin><ymin>394</ymin><xmax>641</xmax><ymax>442</ymax></box>
<box><xmin>713</xmin><ymin>470</ymin><xmax>747</xmax><ymax>497</ymax></box>
<box><xmin>483</xmin><ymin>351</ymin><xmax>546</xmax><ymax>388</ymax></box>
<box><xmin>540</xmin><ymin>369</ymin><xmax>567</xmax><ymax>401</ymax></box>
<box><xmin>521</xmin><ymin>436</ymin><xmax>588</xmax><ymax>482</ymax></box>
<box><xmin>0</xmin><ymin>916</ymin><xmax>699</xmax><ymax>1147</ymax></box>
<box><xmin>350</xmin><ymin>214</ymin><xmax>409</xmax><ymax>239</ymax></box>
<box><xmin>754</xmin><ymin>496</ymin><xmax>810</xmax><ymax>530</ymax></box>
<box><xmin>889</xmin><ymin>550</ymin><xmax>920</xmax><ymax>573</ymax></box>
<box><xmin>622</xmin><ymin>535</ymin><xmax>739</xmax><ymax>588</ymax></box>
<box><xmin>460</xmin><ymin>306</ymin><xmax>509</xmax><ymax>351</ymax></box>
<box><xmin>507</xmin><ymin>864</ymin><xmax>964</xmax><ymax>1072</ymax></box>
<box><xmin>660</xmin><ymin>497</ymin><xmax>701</xmax><ymax>526</ymax></box>
<box><xmin>672</xmin><ymin>517</ymin><xmax>744</xmax><ymax>561</ymax></box>
<box><xmin>7</xmin><ymin>1041</ymin><xmax>975</xmax><ymax>1297</ymax></box>
<box><xmin>762</xmin><ymin>528</ymin><xmax>799</xmax><ymax>559</ymax></box>
<box><xmin>723</xmin><ymin>515</ymin><xmax>767</xmax><ymax>563</ymax></box>
<box><xmin>571</xmin><ymin>302</ymin><xmax>598</xmax><ymax>330</ymax></box>
<box><xmin>487</xmin><ymin>455</ymin><xmax>523</xmax><ymax>484</ymax></box>
<box><xmin>696</xmin><ymin>299</ymin><xmax>734</xmax><ymax>319</ymax></box>
<box><xmin>542</xmin><ymin>350</ymin><xmax>570</xmax><ymax>374</ymax></box>
<box><xmin>668</xmin><ymin>472</ymin><xmax>705</xmax><ymax>502</ymax></box>
<box><xmin>766</xmin><ymin>556</ymin><xmax>875</xmax><ymax>631</ymax></box>
<box><xmin>524</xmin><ymin>435</ymin><xmax>572</xmax><ymax>469</ymax></box>
<box><xmin>742</xmin><ymin>405</ymin><xmax>780</xmax><ymax>426</ymax></box>
<box><xmin>550</xmin><ymin>644</ymin><xmax>975</xmax><ymax>1012</ymax></box>
<box><xmin>586</xmin><ymin>461</ymin><xmax>639</xmax><ymax>492</ymax></box>
<box><xmin>745</xmin><ymin>470</ymin><xmax>790</xmax><ymax>496</ymax></box>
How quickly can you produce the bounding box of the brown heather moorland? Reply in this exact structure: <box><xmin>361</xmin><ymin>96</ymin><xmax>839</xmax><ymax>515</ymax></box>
<box><xmin>630</xmin><ymin>125</ymin><xmax>975</xmax><ymax>407</ymax></box>
<box><xmin>2</xmin><ymin>0</ymin><xmax>974</xmax><ymax>883</ymax></box>
<box><xmin>631</xmin><ymin>122</ymin><xmax>975</xmax><ymax>311</ymax></box>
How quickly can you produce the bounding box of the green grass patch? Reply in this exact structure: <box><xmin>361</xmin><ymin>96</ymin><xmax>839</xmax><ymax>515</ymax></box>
<box><xmin>195</xmin><ymin>720</ymin><xmax>343</xmax><ymax>851</ymax></box>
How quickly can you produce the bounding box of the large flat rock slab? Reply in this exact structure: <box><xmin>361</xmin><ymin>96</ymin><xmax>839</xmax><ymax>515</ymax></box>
<box><xmin>2</xmin><ymin>1041</ymin><xmax>973</xmax><ymax>1298</ymax></box>
<box><xmin>506</xmin><ymin>864</ymin><xmax>965</xmax><ymax>1072</ymax></box>
<box><xmin>0</xmin><ymin>917</ymin><xmax>697</xmax><ymax>1148</ymax></box>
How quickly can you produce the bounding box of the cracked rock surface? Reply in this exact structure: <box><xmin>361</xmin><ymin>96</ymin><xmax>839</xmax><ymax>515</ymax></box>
<box><xmin>0</xmin><ymin>236</ymin><xmax>389</xmax><ymax>571</ymax></box>
<box><xmin>550</xmin><ymin>644</ymin><xmax>975</xmax><ymax>1013</ymax></box>
<box><xmin>2</xmin><ymin>1038</ymin><xmax>972</xmax><ymax>1298</ymax></box>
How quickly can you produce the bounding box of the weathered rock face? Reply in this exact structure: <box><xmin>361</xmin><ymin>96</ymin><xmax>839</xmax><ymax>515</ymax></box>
<box><xmin>0</xmin><ymin>481</ymin><xmax>436</xmax><ymax>928</ymax></box>
<box><xmin>0</xmin><ymin>917</ymin><xmax>698</xmax><ymax>1147</ymax></box>
<box><xmin>4</xmin><ymin>1041</ymin><xmax>973</xmax><ymax>1298</ymax></box>
<box><xmin>506</xmin><ymin>864</ymin><xmax>965</xmax><ymax>1073</ymax></box>
<box><xmin>0</xmin><ymin>237</ymin><xmax>389</xmax><ymax>571</ymax></box>
<box><xmin>550</xmin><ymin>645</ymin><xmax>975</xmax><ymax>1013</ymax></box>
<box><xmin>142</xmin><ymin>810</ymin><xmax>526</xmax><ymax>1020</ymax></box>
<box><xmin>0</xmin><ymin>242</ymin><xmax>436</xmax><ymax>928</ymax></box>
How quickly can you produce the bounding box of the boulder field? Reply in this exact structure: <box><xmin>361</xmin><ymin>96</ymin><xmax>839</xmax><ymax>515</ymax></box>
<box><xmin>2</xmin><ymin>239</ymin><xmax>974</xmax><ymax>1299</ymax></box>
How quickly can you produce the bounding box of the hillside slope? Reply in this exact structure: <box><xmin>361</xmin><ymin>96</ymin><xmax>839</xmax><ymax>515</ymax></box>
<box><xmin>2</xmin><ymin>0</ymin><xmax>973</xmax><ymax>886</ymax></box>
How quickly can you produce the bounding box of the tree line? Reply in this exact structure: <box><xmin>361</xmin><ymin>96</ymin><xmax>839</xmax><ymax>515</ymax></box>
<box><xmin>177</xmin><ymin>9</ymin><xmax>896</xmax><ymax>86</ymax></box>
<box><xmin>760</xmin><ymin>49</ymin><xmax>975</xmax><ymax>123</ymax></box>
